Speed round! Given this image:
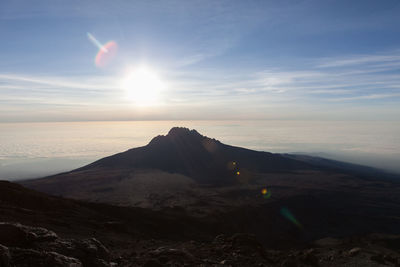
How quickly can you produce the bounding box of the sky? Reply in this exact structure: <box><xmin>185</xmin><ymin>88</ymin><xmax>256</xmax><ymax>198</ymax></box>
<box><xmin>1</xmin><ymin>0</ymin><xmax>400</xmax><ymax>122</ymax></box>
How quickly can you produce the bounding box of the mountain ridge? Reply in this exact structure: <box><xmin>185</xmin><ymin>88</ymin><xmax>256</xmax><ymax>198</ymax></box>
<box><xmin>74</xmin><ymin>127</ymin><xmax>315</xmax><ymax>185</ymax></box>
<box><xmin>20</xmin><ymin>127</ymin><xmax>400</xmax><ymax>214</ymax></box>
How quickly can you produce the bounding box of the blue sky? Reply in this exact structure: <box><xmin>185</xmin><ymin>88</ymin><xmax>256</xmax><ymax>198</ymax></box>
<box><xmin>1</xmin><ymin>0</ymin><xmax>400</xmax><ymax>122</ymax></box>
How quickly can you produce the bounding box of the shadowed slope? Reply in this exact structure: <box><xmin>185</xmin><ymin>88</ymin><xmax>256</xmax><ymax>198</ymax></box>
<box><xmin>21</xmin><ymin>127</ymin><xmax>319</xmax><ymax>200</ymax></box>
<box><xmin>22</xmin><ymin>127</ymin><xmax>400</xmax><ymax>207</ymax></box>
<box><xmin>78</xmin><ymin>127</ymin><xmax>314</xmax><ymax>184</ymax></box>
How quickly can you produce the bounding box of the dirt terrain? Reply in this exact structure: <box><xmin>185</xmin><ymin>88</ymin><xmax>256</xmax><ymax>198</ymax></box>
<box><xmin>1</xmin><ymin>180</ymin><xmax>400</xmax><ymax>266</ymax></box>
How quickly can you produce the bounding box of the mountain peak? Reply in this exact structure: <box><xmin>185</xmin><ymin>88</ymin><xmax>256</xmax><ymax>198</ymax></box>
<box><xmin>148</xmin><ymin>127</ymin><xmax>204</xmax><ymax>146</ymax></box>
<box><xmin>167</xmin><ymin>127</ymin><xmax>201</xmax><ymax>138</ymax></box>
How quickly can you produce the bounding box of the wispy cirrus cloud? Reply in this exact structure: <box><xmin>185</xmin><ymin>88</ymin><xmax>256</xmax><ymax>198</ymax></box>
<box><xmin>0</xmin><ymin>73</ymin><xmax>122</xmax><ymax>109</ymax></box>
<box><xmin>240</xmin><ymin>51</ymin><xmax>400</xmax><ymax>102</ymax></box>
<box><xmin>0</xmin><ymin>73</ymin><xmax>117</xmax><ymax>91</ymax></box>
<box><xmin>328</xmin><ymin>93</ymin><xmax>400</xmax><ymax>102</ymax></box>
<box><xmin>1</xmin><ymin>49</ymin><xmax>400</xmax><ymax>121</ymax></box>
<box><xmin>316</xmin><ymin>52</ymin><xmax>400</xmax><ymax>68</ymax></box>
<box><xmin>161</xmin><ymin>49</ymin><xmax>400</xmax><ymax>116</ymax></box>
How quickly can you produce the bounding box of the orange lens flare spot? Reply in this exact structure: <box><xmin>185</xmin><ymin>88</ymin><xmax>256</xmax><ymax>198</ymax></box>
<box><xmin>95</xmin><ymin>41</ymin><xmax>118</xmax><ymax>68</ymax></box>
<box><xmin>261</xmin><ymin>188</ymin><xmax>267</xmax><ymax>195</ymax></box>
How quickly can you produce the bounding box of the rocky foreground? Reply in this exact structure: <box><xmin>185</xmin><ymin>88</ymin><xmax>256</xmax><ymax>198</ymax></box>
<box><xmin>0</xmin><ymin>222</ymin><xmax>109</xmax><ymax>266</ymax></box>
<box><xmin>2</xmin><ymin>169</ymin><xmax>400</xmax><ymax>267</ymax></box>
<box><xmin>1</xmin><ymin>221</ymin><xmax>400</xmax><ymax>267</ymax></box>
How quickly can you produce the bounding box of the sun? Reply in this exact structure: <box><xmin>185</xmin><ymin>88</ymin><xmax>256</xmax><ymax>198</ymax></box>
<box><xmin>121</xmin><ymin>66</ymin><xmax>165</xmax><ymax>106</ymax></box>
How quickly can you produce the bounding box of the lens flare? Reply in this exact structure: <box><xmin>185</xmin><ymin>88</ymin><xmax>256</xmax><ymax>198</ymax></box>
<box><xmin>227</xmin><ymin>161</ymin><xmax>237</xmax><ymax>170</ymax></box>
<box><xmin>280</xmin><ymin>207</ymin><xmax>302</xmax><ymax>228</ymax></box>
<box><xmin>87</xmin><ymin>33</ymin><xmax>107</xmax><ymax>52</ymax></box>
<box><xmin>261</xmin><ymin>188</ymin><xmax>267</xmax><ymax>195</ymax></box>
<box><xmin>95</xmin><ymin>41</ymin><xmax>118</xmax><ymax>68</ymax></box>
<box><xmin>87</xmin><ymin>33</ymin><xmax>118</xmax><ymax>68</ymax></box>
<box><xmin>261</xmin><ymin>188</ymin><xmax>272</xmax><ymax>199</ymax></box>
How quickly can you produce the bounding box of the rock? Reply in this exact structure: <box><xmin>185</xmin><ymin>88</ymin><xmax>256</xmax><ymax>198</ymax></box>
<box><xmin>370</xmin><ymin>254</ymin><xmax>385</xmax><ymax>264</ymax></box>
<box><xmin>314</xmin><ymin>237</ymin><xmax>341</xmax><ymax>247</ymax></box>
<box><xmin>301</xmin><ymin>249</ymin><xmax>319</xmax><ymax>266</ymax></box>
<box><xmin>75</xmin><ymin>238</ymin><xmax>110</xmax><ymax>261</ymax></box>
<box><xmin>10</xmin><ymin>248</ymin><xmax>82</xmax><ymax>267</ymax></box>
<box><xmin>0</xmin><ymin>223</ymin><xmax>30</xmax><ymax>247</ymax></box>
<box><xmin>143</xmin><ymin>259</ymin><xmax>163</xmax><ymax>267</ymax></box>
<box><xmin>90</xmin><ymin>258</ymin><xmax>111</xmax><ymax>267</ymax></box>
<box><xmin>281</xmin><ymin>258</ymin><xmax>298</xmax><ymax>267</ymax></box>
<box><xmin>46</xmin><ymin>252</ymin><xmax>83</xmax><ymax>267</ymax></box>
<box><xmin>0</xmin><ymin>222</ymin><xmax>112</xmax><ymax>266</ymax></box>
<box><xmin>219</xmin><ymin>259</ymin><xmax>234</xmax><ymax>265</ymax></box>
<box><xmin>10</xmin><ymin>248</ymin><xmax>42</xmax><ymax>266</ymax></box>
<box><xmin>49</xmin><ymin>238</ymin><xmax>110</xmax><ymax>266</ymax></box>
<box><xmin>150</xmin><ymin>247</ymin><xmax>195</xmax><ymax>262</ymax></box>
<box><xmin>0</xmin><ymin>222</ymin><xmax>57</xmax><ymax>247</ymax></box>
<box><xmin>231</xmin><ymin>233</ymin><xmax>263</xmax><ymax>253</ymax></box>
<box><xmin>348</xmin><ymin>247</ymin><xmax>361</xmax><ymax>256</ymax></box>
<box><xmin>0</xmin><ymin>244</ymin><xmax>10</xmax><ymax>267</ymax></box>
<box><xmin>213</xmin><ymin>234</ymin><xmax>228</xmax><ymax>245</ymax></box>
<box><xmin>383</xmin><ymin>254</ymin><xmax>396</xmax><ymax>263</ymax></box>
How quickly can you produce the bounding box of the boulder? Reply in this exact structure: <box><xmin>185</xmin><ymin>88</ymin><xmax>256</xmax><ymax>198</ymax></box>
<box><xmin>149</xmin><ymin>246</ymin><xmax>195</xmax><ymax>262</ymax></box>
<box><xmin>300</xmin><ymin>249</ymin><xmax>319</xmax><ymax>266</ymax></box>
<box><xmin>45</xmin><ymin>238</ymin><xmax>110</xmax><ymax>266</ymax></box>
<box><xmin>0</xmin><ymin>222</ymin><xmax>111</xmax><ymax>267</ymax></box>
<box><xmin>0</xmin><ymin>244</ymin><xmax>10</xmax><ymax>267</ymax></box>
<box><xmin>348</xmin><ymin>247</ymin><xmax>362</xmax><ymax>257</ymax></box>
<box><xmin>231</xmin><ymin>233</ymin><xmax>263</xmax><ymax>253</ymax></box>
<box><xmin>143</xmin><ymin>259</ymin><xmax>163</xmax><ymax>267</ymax></box>
<box><xmin>0</xmin><ymin>222</ymin><xmax>57</xmax><ymax>247</ymax></box>
<box><xmin>10</xmin><ymin>248</ymin><xmax>82</xmax><ymax>267</ymax></box>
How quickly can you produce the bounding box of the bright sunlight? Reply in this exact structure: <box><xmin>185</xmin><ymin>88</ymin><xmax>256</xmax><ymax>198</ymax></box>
<box><xmin>121</xmin><ymin>66</ymin><xmax>165</xmax><ymax>106</ymax></box>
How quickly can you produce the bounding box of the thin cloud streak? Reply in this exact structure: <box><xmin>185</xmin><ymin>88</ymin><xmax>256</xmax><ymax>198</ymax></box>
<box><xmin>1</xmin><ymin>49</ymin><xmax>400</xmax><ymax>121</ymax></box>
<box><xmin>166</xmin><ymin>50</ymin><xmax>400</xmax><ymax>108</ymax></box>
<box><xmin>0</xmin><ymin>74</ymin><xmax>117</xmax><ymax>91</ymax></box>
<box><xmin>317</xmin><ymin>51</ymin><xmax>400</xmax><ymax>68</ymax></box>
<box><xmin>328</xmin><ymin>93</ymin><xmax>400</xmax><ymax>102</ymax></box>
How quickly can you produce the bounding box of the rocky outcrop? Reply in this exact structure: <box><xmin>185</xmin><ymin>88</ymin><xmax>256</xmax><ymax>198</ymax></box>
<box><xmin>0</xmin><ymin>244</ymin><xmax>10</xmax><ymax>267</ymax></box>
<box><xmin>0</xmin><ymin>222</ymin><xmax>58</xmax><ymax>247</ymax></box>
<box><xmin>0</xmin><ymin>222</ymin><xmax>112</xmax><ymax>267</ymax></box>
<box><xmin>41</xmin><ymin>237</ymin><xmax>110</xmax><ymax>266</ymax></box>
<box><xmin>9</xmin><ymin>248</ymin><xmax>82</xmax><ymax>267</ymax></box>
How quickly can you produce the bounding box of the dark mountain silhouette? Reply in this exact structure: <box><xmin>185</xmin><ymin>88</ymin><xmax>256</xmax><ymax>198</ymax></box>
<box><xmin>22</xmin><ymin>127</ymin><xmax>400</xmax><ymax>209</ymax></box>
<box><xmin>78</xmin><ymin>127</ymin><xmax>315</xmax><ymax>184</ymax></box>
<box><xmin>21</xmin><ymin>127</ymin><xmax>333</xmax><ymax>205</ymax></box>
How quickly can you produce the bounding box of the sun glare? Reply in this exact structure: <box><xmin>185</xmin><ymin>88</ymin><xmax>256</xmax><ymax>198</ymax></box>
<box><xmin>121</xmin><ymin>66</ymin><xmax>165</xmax><ymax>106</ymax></box>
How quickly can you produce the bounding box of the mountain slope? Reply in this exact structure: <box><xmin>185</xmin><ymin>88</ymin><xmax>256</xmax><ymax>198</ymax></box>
<box><xmin>21</xmin><ymin>127</ymin><xmax>318</xmax><ymax>200</ymax></box>
<box><xmin>79</xmin><ymin>127</ymin><xmax>315</xmax><ymax>183</ymax></box>
<box><xmin>22</xmin><ymin>127</ymin><xmax>400</xmax><ymax>209</ymax></box>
